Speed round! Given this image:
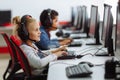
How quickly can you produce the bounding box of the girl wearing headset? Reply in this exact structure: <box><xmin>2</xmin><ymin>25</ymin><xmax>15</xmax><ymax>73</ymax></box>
<box><xmin>35</xmin><ymin>9</ymin><xmax>73</xmax><ymax>50</ymax></box>
<box><xmin>12</xmin><ymin>15</ymin><xmax>68</xmax><ymax>75</ymax></box>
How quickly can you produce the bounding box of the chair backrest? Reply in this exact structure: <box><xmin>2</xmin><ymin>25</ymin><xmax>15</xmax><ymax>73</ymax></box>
<box><xmin>10</xmin><ymin>35</ymin><xmax>32</xmax><ymax>77</ymax></box>
<box><xmin>1</xmin><ymin>32</ymin><xmax>21</xmax><ymax>80</ymax></box>
<box><xmin>1</xmin><ymin>32</ymin><xmax>18</xmax><ymax>63</ymax></box>
<box><xmin>10</xmin><ymin>35</ymin><xmax>21</xmax><ymax>46</ymax></box>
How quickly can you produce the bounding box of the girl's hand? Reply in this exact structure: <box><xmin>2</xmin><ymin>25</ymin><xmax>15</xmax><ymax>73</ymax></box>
<box><xmin>54</xmin><ymin>51</ymin><xmax>68</xmax><ymax>57</ymax></box>
<box><xmin>51</xmin><ymin>45</ymin><xmax>67</xmax><ymax>53</ymax></box>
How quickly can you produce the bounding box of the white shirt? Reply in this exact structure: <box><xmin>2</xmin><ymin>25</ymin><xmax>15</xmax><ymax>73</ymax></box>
<box><xmin>20</xmin><ymin>43</ymin><xmax>57</xmax><ymax>75</ymax></box>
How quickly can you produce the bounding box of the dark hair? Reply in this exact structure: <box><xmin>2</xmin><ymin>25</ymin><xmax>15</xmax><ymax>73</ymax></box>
<box><xmin>40</xmin><ymin>9</ymin><xmax>58</xmax><ymax>28</ymax></box>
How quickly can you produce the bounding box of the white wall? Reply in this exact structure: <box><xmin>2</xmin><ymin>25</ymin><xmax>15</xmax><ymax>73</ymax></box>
<box><xmin>0</xmin><ymin>0</ymin><xmax>118</xmax><ymax>23</ymax></box>
<box><xmin>104</xmin><ymin>0</ymin><xmax>118</xmax><ymax>24</ymax></box>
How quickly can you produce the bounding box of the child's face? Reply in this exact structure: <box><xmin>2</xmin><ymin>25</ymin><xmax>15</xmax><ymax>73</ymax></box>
<box><xmin>27</xmin><ymin>21</ymin><xmax>41</xmax><ymax>42</ymax></box>
<box><xmin>50</xmin><ymin>16</ymin><xmax>58</xmax><ymax>30</ymax></box>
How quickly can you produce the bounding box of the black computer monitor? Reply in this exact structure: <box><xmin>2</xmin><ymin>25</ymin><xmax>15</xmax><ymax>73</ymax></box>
<box><xmin>0</xmin><ymin>10</ymin><xmax>11</xmax><ymax>26</ymax></box>
<box><xmin>102</xmin><ymin>4</ymin><xmax>114</xmax><ymax>56</ymax></box>
<box><xmin>72</xmin><ymin>7</ymin><xmax>79</xmax><ymax>28</ymax></box>
<box><xmin>88</xmin><ymin>5</ymin><xmax>101</xmax><ymax>45</ymax></box>
<box><xmin>115</xmin><ymin>5</ymin><xmax>120</xmax><ymax>60</ymax></box>
<box><xmin>81</xmin><ymin>6</ymin><xmax>89</xmax><ymax>37</ymax></box>
<box><xmin>71</xmin><ymin>7</ymin><xmax>75</xmax><ymax>26</ymax></box>
<box><xmin>76</xmin><ymin>6</ymin><xmax>83</xmax><ymax>30</ymax></box>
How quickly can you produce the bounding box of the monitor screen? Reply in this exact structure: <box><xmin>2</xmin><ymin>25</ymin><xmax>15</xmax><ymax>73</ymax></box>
<box><xmin>0</xmin><ymin>10</ymin><xmax>11</xmax><ymax>26</ymax></box>
<box><xmin>89</xmin><ymin>5</ymin><xmax>98</xmax><ymax>37</ymax></box>
<box><xmin>86</xmin><ymin>5</ymin><xmax>101</xmax><ymax>45</ymax></box>
<box><xmin>115</xmin><ymin>5</ymin><xmax>120</xmax><ymax>60</ymax></box>
<box><xmin>102</xmin><ymin>4</ymin><xmax>114</xmax><ymax>56</ymax></box>
<box><xmin>76</xmin><ymin>6</ymin><xmax>82</xmax><ymax>30</ymax></box>
<box><xmin>71</xmin><ymin>7</ymin><xmax>75</xmax><ymax>26</ymax></box>
<box><xmin>81</xmin><ymin>6</ymin><xmax>89</xmax><ymax>37</ymax></box>
<box><xmin>73</xmin><ymin>7</ymin><xmax>79</xmax><ymax>27</ymax></box>
<box><xmin>102</xmin><ymin>4</ymin><xmax>113</xmax><ymax>47</ymax></box>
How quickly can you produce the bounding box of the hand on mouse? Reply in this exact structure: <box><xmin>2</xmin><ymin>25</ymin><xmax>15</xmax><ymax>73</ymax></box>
<box><xmin>59</xmin><ymin>38</ymin><xmax>73</xmax><ymax>45</ymax></box>
<box><xmin>53</xmin><ymin>51</ymin><xmax>68</xmax><ymax>57</ymax></box>
<box><xmin>51</xmin><ymin>45</ymin><xmax>67</xmax><ymax>53</ymax></box>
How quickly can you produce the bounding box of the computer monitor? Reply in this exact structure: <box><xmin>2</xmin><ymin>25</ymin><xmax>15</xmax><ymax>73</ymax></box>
<box><xmin>0</xmin><ymin>10</ymin><xmax>11</xmax><ymax>26</ymax></box>
<box><xmin>88</xmin><ymin>5</ymin><xmax>101</xmax><ymax>45</ymax></box>
<box><xmin>115</xmin><ymin>5</ymin><xmax>120</xmax><ymax>60</ymax></box>
<box><xmin>102</xmin><ymin>4</ymin><xmax>114</xmax><ymax>56</ymax></box>
<box><xmin>71</xmin><ymin>7</ymin><xmax>75</xmax><ymax>26</ymax></box>
<box><xmin>76</xmin><ymin>6</ymin><xmax>83</xmax><ymax>30</ymax></box>
<box><xmin>73</xmin><ymin>7</ymin><xmax>79</xmax><ymax>28</ymax></box>
<box><xmin>81</xmin><ymin>6</ymin><xmax>89</xmax><ymax>37</ymax></box>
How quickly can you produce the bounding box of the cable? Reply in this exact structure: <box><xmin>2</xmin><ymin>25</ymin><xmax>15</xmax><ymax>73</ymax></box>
<box><xmin>94</xmin><ymin>47</ymin><xmax>107</xmax><ymax>56</ymax></box>
<box><xmin>78</xmin><ymin>48</ymin><xmax>100</xmax><ymax>55</ymax></box>
<box><xmin>76</xmin><ymin>53</ymin><xmax>94</xmax><ymax>59</ymax></box>
<box><xmin>94</xmin><ymin>64</ymin><xmax>104</xmax><ymax>66</ymax></box>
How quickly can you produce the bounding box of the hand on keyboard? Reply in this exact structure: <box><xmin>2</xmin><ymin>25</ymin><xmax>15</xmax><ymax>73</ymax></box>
<box><xmin>66</xmin><ymin>63</ymin><xmax>93</xmax><ymax>78</ymax></box>
<box><xmin>57</xmin><ymin>51</ymin><xmax>75</xmax><ymax>60</ymax></box>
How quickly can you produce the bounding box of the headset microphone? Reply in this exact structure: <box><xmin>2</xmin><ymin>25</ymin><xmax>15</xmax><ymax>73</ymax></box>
<box><xmin>28</xmin><ymin>38</ymin><xmax>37</xmax><ymax>42</ymax></box>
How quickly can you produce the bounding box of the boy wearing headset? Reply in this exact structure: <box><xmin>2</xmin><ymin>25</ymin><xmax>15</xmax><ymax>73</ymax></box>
<box><xmin>35</xmin><ymin>9</ymin><xmax>73</xmax><ymax>50</ymax></box>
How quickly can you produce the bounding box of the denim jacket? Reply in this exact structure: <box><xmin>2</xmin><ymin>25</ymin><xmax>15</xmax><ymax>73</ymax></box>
<box><xmin>35</xmin><ymin>26</ymin><xmax>60</xmax><ymax>50</ymax></box>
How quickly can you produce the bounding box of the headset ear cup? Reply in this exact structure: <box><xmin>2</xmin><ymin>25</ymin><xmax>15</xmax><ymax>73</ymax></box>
<box><xmin>23</xmin><ymin>25</ymin><xmax>28</xmax><ymax>37</ymax></box>
<box><xmin>21</xmin><ymin>23</ymin><xmax>29</xmax><ymax>40</ymax></box>
<box><xmin>45</xmin><ymin>18</ymin><xmax>52</xmax><ymax>27</ymax></box>
<box><xmin>48</xmin><ymin>16</ymin><xmax>53</xmax><ymax>26</ymax></box>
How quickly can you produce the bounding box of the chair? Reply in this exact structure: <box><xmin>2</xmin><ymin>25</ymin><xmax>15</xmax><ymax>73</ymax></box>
<box><xmin>10</xmin><ymin>35</ymin><xmax>47</xmax><ymax>80</ymax></box>
<box><xmin>0</xmin><ymin>32</ymin><xmax>21</xmax><ymax>80</ymax></box>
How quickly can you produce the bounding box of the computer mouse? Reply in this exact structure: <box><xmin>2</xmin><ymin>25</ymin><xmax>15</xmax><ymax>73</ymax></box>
<box><xmin>62</xmin><ymin>33</ymin><xmax>70</xmax><ymax>38</ymax></box>
<box><xmin>79</xmin><ymin>61</ymin><xmax>94</xmax><ymax>67</ymax></box>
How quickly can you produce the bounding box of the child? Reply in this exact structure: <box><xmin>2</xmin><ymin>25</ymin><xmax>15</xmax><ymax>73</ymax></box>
<box><xmin>12</xmin><ymin>15</ymin><xmax>68</xmax><ymax>75</ymax></box>
<box><xmin>35</xmin><ymin>9</ymin><xmax>73</xmax><ymax>50</ymax></box>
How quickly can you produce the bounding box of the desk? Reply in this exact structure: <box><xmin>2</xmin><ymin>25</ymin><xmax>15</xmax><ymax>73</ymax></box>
<box><xmin>47</xmin><ymin>56</ymin><xmax>113</xmax><ymax>80</ymax></box>
<box><xmin>48</xmin><ymin>29</ymin><xmax>114</xmax><ymax>80</ymax></box>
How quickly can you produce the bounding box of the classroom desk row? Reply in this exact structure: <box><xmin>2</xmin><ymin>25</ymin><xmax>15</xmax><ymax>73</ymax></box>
<box><xmin>47</xmin><ymin>43</ymin><xmax>115</xmax><ymax>80</ymax></box>
<box><xmin>47</xmin><ymin>30</ymin><xmax>115</xmax><ymax>80</ymax></box>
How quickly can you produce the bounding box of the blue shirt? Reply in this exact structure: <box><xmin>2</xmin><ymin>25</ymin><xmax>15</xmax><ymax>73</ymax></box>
<box><xmin>35</xmin><ymin>26</ymin><xmax>60</xmax><ymax>50</ymax></box>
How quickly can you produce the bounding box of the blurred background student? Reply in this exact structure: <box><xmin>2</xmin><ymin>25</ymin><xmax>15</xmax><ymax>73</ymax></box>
<box><xmin>35</xmin><ymin>9</ymin><xmax>73</xmax><ymax>50</ymax></box>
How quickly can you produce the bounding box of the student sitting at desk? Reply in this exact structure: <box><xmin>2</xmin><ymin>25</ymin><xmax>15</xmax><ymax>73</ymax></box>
<box><xmin>35</xmin><ymin>9</ymin><xmax>73</xmax><ymax>50</ymax></box>
<box><xmin>12</xmin><ymin>15</ymin><xmax>68</xmax><ymax>75</ymax></box>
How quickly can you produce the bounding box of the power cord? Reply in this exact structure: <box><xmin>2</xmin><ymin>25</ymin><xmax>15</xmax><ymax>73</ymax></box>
<box><xmin>94</xmin><ymin>47</ymin><xmax>108</xmax><ymax>56</ymax></box>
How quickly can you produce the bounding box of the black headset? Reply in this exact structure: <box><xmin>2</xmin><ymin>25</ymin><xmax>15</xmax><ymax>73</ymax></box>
<box><xmin>44</xmin><ymin>9</ymin><xmax>53</xmax><ymax>27</ymax></box>
<box><xmin>20</xmin><ymin>15</ymin><xmax>32</xmax><ymax>41</ymax></box>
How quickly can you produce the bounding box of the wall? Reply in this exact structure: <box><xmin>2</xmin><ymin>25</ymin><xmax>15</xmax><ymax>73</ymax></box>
<box><xmin>0</xmin><ymin>0</ymin><xmax>119</xmax><ymax>53</ymax></box>
<box><xmin>104</xmin><ymin>0</ymin><xmax>118</xmax><ymax>24</ymax></box>
<box><xmin>0</xmin><ymin>0</ymin><xmax>104</xmax><ymax>22</ymax></box>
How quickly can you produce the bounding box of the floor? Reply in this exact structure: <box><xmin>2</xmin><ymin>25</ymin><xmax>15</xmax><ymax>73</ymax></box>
<box><xmin>0</xmin><ymin>54</ymin><xmax>10</xmax><ymax>80</ymax></box>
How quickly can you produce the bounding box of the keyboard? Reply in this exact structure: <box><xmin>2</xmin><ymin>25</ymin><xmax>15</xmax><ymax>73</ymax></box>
<box><xmin>68</xmin><ymin>42</ymin><xmax>82</xmax><ymax>47</ymax></box>
<box><xmin>66</xmin><ymin>63</ymin><xmax>93</xmax><ymax>78</ymax></box>
<box><xmin>71</xmin><ymin>36</ymin><xmax>82</xmax><ymax>39</ymax></box>
<box><xmin>58</xmin><ymin>51</ymin><xmax>75</xmax><ymax>60</ymax></box>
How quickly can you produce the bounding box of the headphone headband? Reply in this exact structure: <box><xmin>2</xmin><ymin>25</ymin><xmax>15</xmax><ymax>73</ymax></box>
<box><xmin>47</xmin><ymin>9</ymin><xmax>51</xmax><ymax>16</ymax></box>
